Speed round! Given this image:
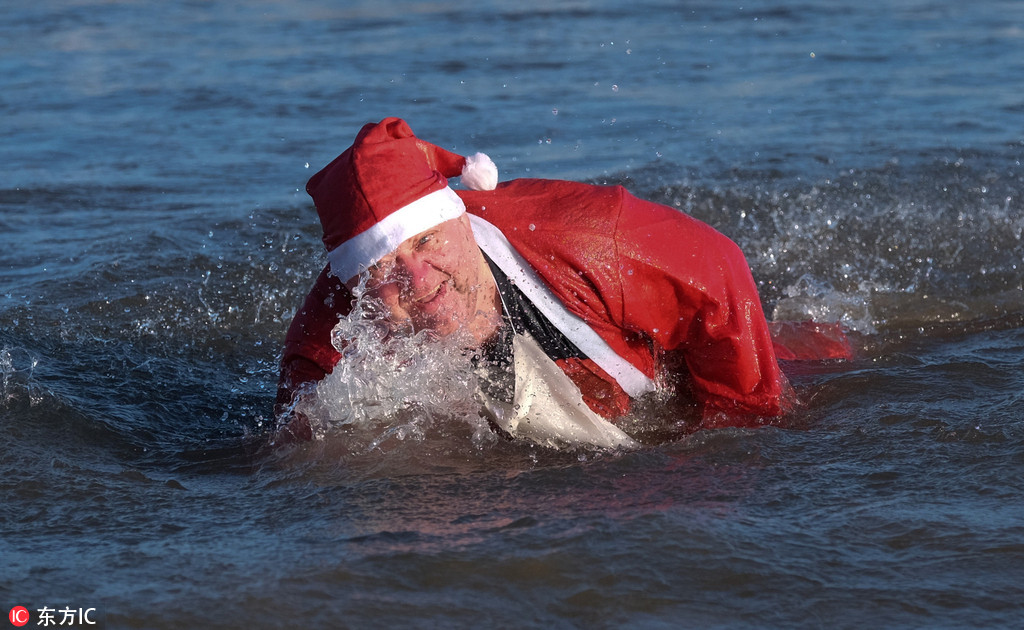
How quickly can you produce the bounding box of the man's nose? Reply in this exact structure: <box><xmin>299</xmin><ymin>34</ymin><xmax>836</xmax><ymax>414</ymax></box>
<box><xmin>392</xmin><ymin>254</ymin><xmax>435</xmax><ymax>292</ymax></box>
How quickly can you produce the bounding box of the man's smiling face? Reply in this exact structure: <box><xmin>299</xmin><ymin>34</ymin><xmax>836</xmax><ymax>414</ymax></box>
<box><xmin>347</xmin><ymin>213</ymin><xmax>499</xmax><ymax>342</ymax></box>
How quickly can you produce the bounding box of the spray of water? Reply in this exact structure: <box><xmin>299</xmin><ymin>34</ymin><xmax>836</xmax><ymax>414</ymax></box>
<box><xmin>290</xmin><ymin>275</ymin><xmax>498</xmax><ymax>452</ymax></box>
<box><xmin>0</xmin><ymin>346</ymin><xmax>41</xmax><ymax>406</ymax></box>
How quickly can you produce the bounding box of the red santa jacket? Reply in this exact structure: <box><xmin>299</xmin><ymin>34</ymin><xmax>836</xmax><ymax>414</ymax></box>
<box><xmin>277</xmin><ymin>179</ymin><xmax>851</xmax><ymax>428</ymax></box>
<box><xmin>461</xmin><ymin>179</ymin><xmax>790</xmax><ymax>419</ymax></box>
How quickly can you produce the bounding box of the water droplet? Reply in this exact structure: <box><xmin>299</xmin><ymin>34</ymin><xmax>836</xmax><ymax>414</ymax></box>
<box><xmin>528</xmin><ymin>223</ymin><xmax>536</xmax><ymax>231</ymax></box>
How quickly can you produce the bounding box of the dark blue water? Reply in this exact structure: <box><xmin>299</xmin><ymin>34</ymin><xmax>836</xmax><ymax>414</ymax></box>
<box><xmin>2</xmin><ymin>1</ymin><xmax>1023</xmax><ymax>628</ymax></box>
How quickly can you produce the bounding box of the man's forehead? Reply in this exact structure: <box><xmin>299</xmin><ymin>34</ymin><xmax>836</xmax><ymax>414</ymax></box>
<box><xmin>344</xmin><ymin>215</ymin><xmax>474</xmax><ymax>287</ymax></box>
<box><xmin>398</xmin><ymin>215</ymin><xmax>472</xmax><ymax>250</ymax></box>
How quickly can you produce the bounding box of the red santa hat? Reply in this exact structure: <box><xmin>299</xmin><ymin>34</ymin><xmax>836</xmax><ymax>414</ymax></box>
<box><xmin>306</xmin><ymin>117</ymin><xmax>498</xmax><ymax>281</ymax></box>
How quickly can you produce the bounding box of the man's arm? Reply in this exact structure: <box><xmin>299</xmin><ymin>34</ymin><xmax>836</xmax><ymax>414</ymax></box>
<box><xmin>612</xmin><ymin>190</ymin><xmax>792</xmax><ymax>419</ymax></box>
<box><xmin>274</xmin><ymin>265</ymin><xmax>349</xmax><ymax>440</ymax></box>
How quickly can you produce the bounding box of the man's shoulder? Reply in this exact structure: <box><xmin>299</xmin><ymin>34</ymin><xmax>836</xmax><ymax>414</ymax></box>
<box><xmin>463</xmin><ymin>177</ymin><xmax>626</xmax><ymax>202</ymax></box>
<box><xmin>282</xmin><ymin>265</ymin><xmax>348</xmax><ymax>373</ymax></box>
<box><xmin>459</xmin><ymin>178</ymin><xmax>626</xmax><ymax>234</ymax></box>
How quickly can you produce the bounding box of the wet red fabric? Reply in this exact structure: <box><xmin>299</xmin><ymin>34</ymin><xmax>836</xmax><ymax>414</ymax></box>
<box><xmin>769</xmin><ymin>320</ymin><xmax>854</xmax><ymax>361</ymax></box>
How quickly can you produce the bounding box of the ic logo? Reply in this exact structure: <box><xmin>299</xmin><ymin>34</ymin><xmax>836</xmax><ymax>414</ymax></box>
<box><xmin>8</xmin><ymin>606</ymin><xmax>30</xmax><ymax>627</ymax></box>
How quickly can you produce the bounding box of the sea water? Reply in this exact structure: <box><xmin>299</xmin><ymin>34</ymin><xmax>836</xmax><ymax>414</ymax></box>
<box><xmin>2</xmin><ymin>0</ymin><xmax>1024</xmax><ymax>628</ymax></box>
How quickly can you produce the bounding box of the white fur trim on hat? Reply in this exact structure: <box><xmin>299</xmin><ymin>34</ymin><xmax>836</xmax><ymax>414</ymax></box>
<box><xmin>326</xmin><ymin>186</ymin><xmax>466</xmax><ymax>281</ymax></box>
<box><xmin>461</xmin><ymin>152</ymin><xmax>498</xmax><ymax>191</ymax></box>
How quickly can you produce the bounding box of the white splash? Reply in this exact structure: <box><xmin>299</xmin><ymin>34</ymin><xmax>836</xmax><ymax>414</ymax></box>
<box><xmin>291</xmin><ymin>276</ymin><xmax>496</xmax><ymax>450</ymax></box>
<box><xmin>772</xmin><ymin>274</ymin><xmax>877</xmax><ymax>334</ymax></box>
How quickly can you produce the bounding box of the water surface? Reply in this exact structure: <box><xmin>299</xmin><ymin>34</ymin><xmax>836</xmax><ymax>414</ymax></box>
<box><xmin>2</xmin><ymin>1</ymin><xmax>1023</xmax><ymax>628</ymax></box>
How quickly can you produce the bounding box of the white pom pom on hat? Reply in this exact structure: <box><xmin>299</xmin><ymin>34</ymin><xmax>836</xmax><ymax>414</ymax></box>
<box><xmin>460</xmin><ymin>152</ymin><xmax>498</xmax><ymax>191</ymax></box>
<box><xmin>305</xmin><ymin>117</ymin><xmax>500</xmax><ymax>281</ymax></box>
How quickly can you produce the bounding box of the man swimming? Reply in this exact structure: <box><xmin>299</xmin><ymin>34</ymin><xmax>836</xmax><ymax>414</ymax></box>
<box><xmin>276</xmin><ymin>117</ymin><xmax>850</xmax><ymax>443</ymax></box>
